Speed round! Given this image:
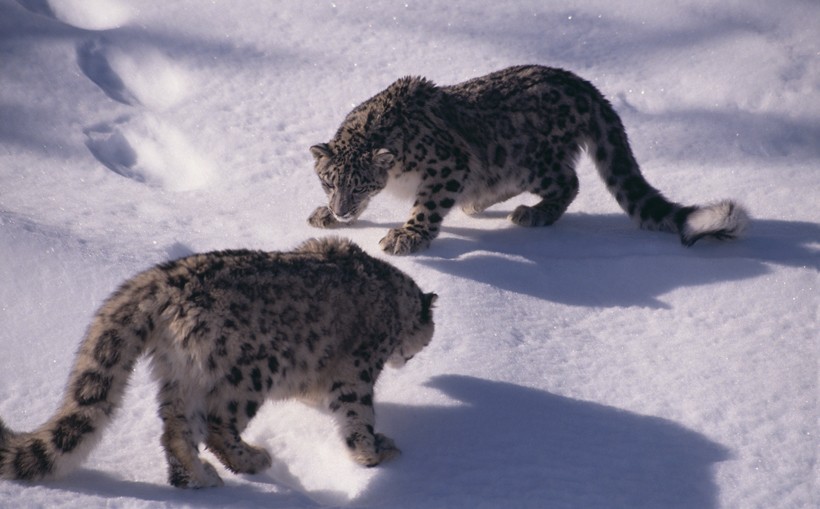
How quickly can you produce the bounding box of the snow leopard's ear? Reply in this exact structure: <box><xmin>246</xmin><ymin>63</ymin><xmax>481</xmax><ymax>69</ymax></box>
<box><xmin>310</xmin><ymin>143</ymin><xmax>332</xmax><ymax>161</ymax></box>
<box><xmin>373</xmin><ymin>148</ymin><xmax>395</xmax><ymax>170</ymax></box>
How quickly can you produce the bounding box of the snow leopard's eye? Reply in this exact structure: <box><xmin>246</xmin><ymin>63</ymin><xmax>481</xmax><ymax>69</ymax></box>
<box><xmin>352</xmin><ymin>185</ymin><xmax>368</xmax><ymax>194</ymax></box>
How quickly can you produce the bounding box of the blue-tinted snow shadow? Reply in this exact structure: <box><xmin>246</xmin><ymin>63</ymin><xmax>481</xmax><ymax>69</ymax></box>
<box><xmin>415</xmin><ymin>213</ymin><xmax>818</xmax><ymax>308</ymax></box>
<box><xmin>358</xmin><ymin>375</ymin><xmax>730</xmax><ymax>509</ymax></box>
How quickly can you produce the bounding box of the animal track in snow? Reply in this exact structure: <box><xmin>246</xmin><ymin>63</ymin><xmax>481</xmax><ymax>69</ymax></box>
<box><xmin>21</xmin><ymin>1</ymin><xmax>211</xmax><ymax>191</ymax></box>
<box><xmin>83</xmin><ymin>116</ymin><xmax>138</xmax><ymax>180</ymax></box>
<box><xmin>74</xmin><ymin>33</ymin><xmax>206</xmax><ymax>191</ymax></box>
<box><xmin>84</xmin><ymin>116</ymin><xmax>215</xmax><ymax>192</ymax></box>
<box><xmin>77</xmin><ymin>38</ymin><xmax>191</xmax><ymax>110</ymax></box>
<box><xmin>76</xmin><ymin>39</ymin><xmax>138</xmax><ymax>106</ymax></box>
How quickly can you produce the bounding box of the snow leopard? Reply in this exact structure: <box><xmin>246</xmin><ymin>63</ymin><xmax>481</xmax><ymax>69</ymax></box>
<box><xmin>0</xmin><ymin>237</ymin><xmax>436</xmax><ymax>488</ymax></box>
<box><xmin>308</xmin><ymin>65</ymin><xmax>749</xmax><ymax>255</ymax></box>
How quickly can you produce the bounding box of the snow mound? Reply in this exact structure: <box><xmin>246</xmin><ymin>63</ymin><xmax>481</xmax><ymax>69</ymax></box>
<box><xmin>31</xmin><ymin>0</ymin><xmax>135</xmax><ymax>30</ymax></box>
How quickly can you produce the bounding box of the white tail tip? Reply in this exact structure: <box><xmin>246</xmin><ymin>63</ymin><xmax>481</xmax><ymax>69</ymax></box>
<box><xmin>680</xmin><ymin>200</ymin><xmax>749</xmax><ymax>246</ymax></box>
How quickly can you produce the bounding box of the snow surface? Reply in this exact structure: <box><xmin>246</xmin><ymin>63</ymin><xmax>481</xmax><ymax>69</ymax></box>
<box><xmin>1</xmin><ymin>0</ymin><xmax>817</xmax><ymax>507</ymax></box>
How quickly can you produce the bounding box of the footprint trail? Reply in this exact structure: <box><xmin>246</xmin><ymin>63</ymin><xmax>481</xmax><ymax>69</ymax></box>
<box><xmin>22</xmin><ymin>0</ymin><xmax>215</xmax><ymax>191</ymax></box>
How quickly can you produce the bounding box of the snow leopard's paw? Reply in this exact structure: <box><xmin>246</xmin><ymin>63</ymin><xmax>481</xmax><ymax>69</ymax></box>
<box><xmin>379</xmin><ymin>227</ymin><xmax>430</xmax><ymax>255</ymax></box>
<box><xmin>308</xmin><ymin>206</ymin><xmax>342</xmax><ymax>228</ymax></box>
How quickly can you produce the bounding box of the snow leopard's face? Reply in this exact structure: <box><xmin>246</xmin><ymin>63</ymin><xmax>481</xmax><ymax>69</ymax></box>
<box><xmin>310</xmin><ymin>143</ymin><xmax>395</xmax><ymax>223</ymax></box>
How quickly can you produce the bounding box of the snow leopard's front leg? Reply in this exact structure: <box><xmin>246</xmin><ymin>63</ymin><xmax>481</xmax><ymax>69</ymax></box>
<box><xmin>326</xmin><ymin>381</ymin><xmax>399</xmax><ymax>467</ymax></box>
<box><xmin>379</xmin><ymin>171</ymin><xmax>464</xmax><ymax>255</ymax></box>
<box><xmin>205</xmin><ymin>393</ymin><xmax>272</xmax><ymax>475</ymax></box>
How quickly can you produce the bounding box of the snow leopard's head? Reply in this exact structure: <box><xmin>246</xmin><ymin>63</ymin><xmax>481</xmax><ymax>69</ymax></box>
<box><xmin>310</xmin><ymin>142</ymin><xmax>395</xmax><ymax>223</ymax></box>
<box><xmin>388</xmin><ymin>291</ymin><xmax>437</xmax><ymax>369</ymax></box>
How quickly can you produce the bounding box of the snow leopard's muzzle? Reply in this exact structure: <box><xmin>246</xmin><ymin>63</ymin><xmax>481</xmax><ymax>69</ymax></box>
<box><xmin>328</xmin><ymin>190</ymin><xmax>373</xmax><ymax>223</ymax></box>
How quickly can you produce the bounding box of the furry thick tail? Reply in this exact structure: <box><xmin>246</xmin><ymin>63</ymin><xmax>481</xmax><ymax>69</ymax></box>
<box><xmin>676</xmin><ymin>200</ymin><xmax>749</xmax><ymax>246</ymax></box>
<box><xmin>0</xmin><ymin>274</ymin><xmax>162</xmax><ymax>482</ymax></box>
<box><xmin>587</xmin><ymin>94</ymin><xmax>749</xmax><ymax>246</ymax></box>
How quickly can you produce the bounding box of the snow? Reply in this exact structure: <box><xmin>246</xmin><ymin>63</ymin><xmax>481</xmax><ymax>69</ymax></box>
<box><xmin>0</xmin><ymin>0</ymin><xmax>817</xmax><ymax>507</ymax></box>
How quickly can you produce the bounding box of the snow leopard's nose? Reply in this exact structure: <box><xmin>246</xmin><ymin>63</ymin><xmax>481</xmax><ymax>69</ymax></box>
<box><xmin>329</xmin><ymin>196</ymin><xmax>347</xmax><ymax>215</ymax></box>
<box><xmin>329</xmin><ymin>194</ymin><xmax>356</xmax><ymax>222</ymax></box>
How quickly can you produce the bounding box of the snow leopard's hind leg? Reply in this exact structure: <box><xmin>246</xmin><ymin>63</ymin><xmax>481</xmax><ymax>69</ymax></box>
<box><xmin>157</xmin><ymin>382</ymin><xmax>223</xmax><ymax>488</ymax></box>
<box><xmin>509</xmin><ymin>162</ymin><xmax>580</xmax><ymax>227</ymax></box>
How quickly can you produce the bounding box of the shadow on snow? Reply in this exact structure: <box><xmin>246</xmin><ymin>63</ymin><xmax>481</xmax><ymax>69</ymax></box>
<box><xmin>359</xmin><ymin>375</ymin><xmax>730</xmax><ymax>509</ymax></box>
<box><xmin>413</xmin><ymin>213</ymin><xmax>818</xmax><ymax>308</ymax></box>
